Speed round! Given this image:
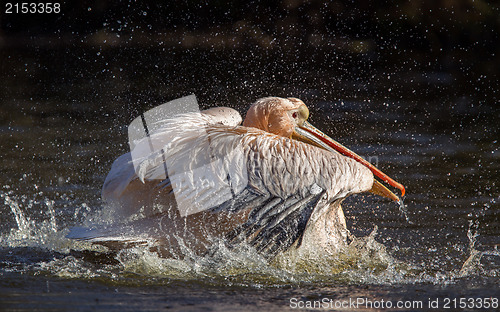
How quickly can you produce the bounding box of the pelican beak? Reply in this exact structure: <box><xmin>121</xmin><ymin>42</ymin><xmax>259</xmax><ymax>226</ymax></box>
<box><xmin>292</xmin><ymin>121</ymin><xmax>405</xmax><ymax>202</ymax></box>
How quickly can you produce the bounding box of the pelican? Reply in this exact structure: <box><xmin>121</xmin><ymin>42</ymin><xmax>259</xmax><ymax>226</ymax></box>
<box><xmin>68</xmin><ymin>97</ymin><xmax>405</xmax><ymax>258</ymax></box>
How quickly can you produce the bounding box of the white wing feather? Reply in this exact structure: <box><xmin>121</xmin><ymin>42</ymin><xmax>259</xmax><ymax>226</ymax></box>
<box><xmin>73</xmin><ymin>106</ymin><xmax>374</xmax><ymax>255</ymax></box>
<box><xmin>102</xmin><ymin>107</ymin><xmax>373</xmax><ymax>217</ymax></box>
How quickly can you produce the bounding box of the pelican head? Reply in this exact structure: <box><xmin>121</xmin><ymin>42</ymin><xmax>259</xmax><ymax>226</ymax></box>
<box><xmin>243</xmin><ymin>97</ymin><xmax>405</xmax><ymax>202</ymax></box>
<box><xmin>243</xmin><ymin>97</ymin><xmax>309</xmax><ymax>138</ymax></box>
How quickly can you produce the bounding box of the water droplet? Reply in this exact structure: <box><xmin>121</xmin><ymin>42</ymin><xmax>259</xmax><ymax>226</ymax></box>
<box><xmin>398</xmin><ymin>198</ymin><xmax>412</xmax><ymax>224</ymax></box>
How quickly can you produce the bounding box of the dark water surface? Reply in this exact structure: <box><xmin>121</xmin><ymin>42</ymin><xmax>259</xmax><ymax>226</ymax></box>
<box><xmin>0</xmin><ymin>48</ymin><xmax>499</xmax><ymax>311</ymax></box>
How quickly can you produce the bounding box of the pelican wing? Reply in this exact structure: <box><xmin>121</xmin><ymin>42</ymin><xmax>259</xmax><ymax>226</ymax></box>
<box><xmin>100</xmin><ymin>109</ymin><xmax>373</xmax><ymax>255</ymax></box>
<box><xmin>202</xmin><ymin>126</ymin><xmax>372</xmax><ymax>255</ymax></box>
<box><xmin>221</xmin><ymin>187</ymin><xmax>327</xmax><ymax>255</ymax></box>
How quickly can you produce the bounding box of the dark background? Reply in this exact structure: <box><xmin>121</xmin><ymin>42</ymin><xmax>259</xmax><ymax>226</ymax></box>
<box><xmin>1</xmin><ymin>0</ymin><xmax>498</xmax><ymax>194</ymax></box>
<box><xmin>1</xmin><ymin>0</ymin><xmax>498</xmax><ymax>245</ymax></box>
<box><xmin>0</xmin><ymin>2</ymin><xmax>499</xmax><ymax>309</ymax></box>
<box><xmin>1</xmin><ymin>0</ymin><xmax>499</xmax><ymax>108</ymax></box>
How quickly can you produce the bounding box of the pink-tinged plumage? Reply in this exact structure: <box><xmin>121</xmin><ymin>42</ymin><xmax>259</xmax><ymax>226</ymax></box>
<box><xmin>68</xmin><ymin>97</ymin><xmax>403</xmax><ymax>258</ymax></box>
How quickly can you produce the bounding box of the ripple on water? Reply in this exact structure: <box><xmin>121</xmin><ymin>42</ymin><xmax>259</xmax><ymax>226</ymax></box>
<box><xmin>0</xmin><ymin>190</ymin><xmax>498</xmax><ymax>289</ymax></box>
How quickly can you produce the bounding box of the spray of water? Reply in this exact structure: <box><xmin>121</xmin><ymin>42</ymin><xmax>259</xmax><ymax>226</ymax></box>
<box><xmin>1</xmin><ymin>190</ymin><xmax>498</xmax><ymax>286</ymax></box>
<box><xmin>397</xmin><ymin>197</ymin><xmax>412</xmax><ymax>224</ymax></box>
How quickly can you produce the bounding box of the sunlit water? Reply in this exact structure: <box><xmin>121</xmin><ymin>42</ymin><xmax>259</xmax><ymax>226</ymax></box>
<box><xmin>1</xmin><ymin>48</ymin><xmax>498</xmax><ymax>310</ymax></box>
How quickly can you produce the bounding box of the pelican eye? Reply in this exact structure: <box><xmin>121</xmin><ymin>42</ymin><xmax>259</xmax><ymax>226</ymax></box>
<box><xmin>298</xmin><ymin>104</ymin><xmax>309</xmax><ymax>121</ymax></box>
<box><xmin>292</xmin><ymin>112</ymin><xmax>298</xmax><ymax>119</ymax></box>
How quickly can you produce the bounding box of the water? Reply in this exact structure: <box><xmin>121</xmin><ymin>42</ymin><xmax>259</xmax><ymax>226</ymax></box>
<box><xmin>1</xmin><ymin>47</ymin><xmax>499</xmax><ymax>311</ymax></box>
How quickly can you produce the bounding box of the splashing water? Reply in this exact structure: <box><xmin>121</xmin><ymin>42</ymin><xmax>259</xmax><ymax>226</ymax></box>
<box><xmin>3</xmin><ymin>192</ymin><xmax>31</xmax><ymax>235</ymax></box>
<box><xmin>456</xmin><ymin>220</ymin><xmax>500</xmax><ymax>279</ymax></box>
<box><xmin>397</xmin><ymin>197</ymin><xmax>412</xmax><ymax>224</ymax></box>
<box><xmin>2</xmin><ymin>189</ymin><xmax>498</xmax><ymax>289</ymax></box>
<box><xmin>1</xmin><ymin>191</ymin><xmax>59</xmax><ymax>247</ymax></box>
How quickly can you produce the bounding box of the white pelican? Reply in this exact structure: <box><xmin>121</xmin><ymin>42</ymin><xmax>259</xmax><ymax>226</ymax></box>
<box><xmin>68</xmin><ymin>97</ymin><xmax>405</xmax><ymax>258</ymax></box>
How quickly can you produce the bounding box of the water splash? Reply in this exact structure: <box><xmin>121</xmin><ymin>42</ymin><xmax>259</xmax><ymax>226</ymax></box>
<box><xmin>1</xmin><ymin>190</ymin><xmax>498</xmax><ymax>287</ymax></box>
<box><xmin>466</xmin><ymin>219</ymin><xmax>480</xmax><ymax>251</ymax></box>
<box><xmin>0</xmin><ymin>190</ymin><xmax>75</xmax><ymax>251</ymax></box>
<box><xmin>397</xmin><ymin>197</ymin><xmax>412</xmax><ymax>224</ymax></box>
<box><xmin>3</xmin><ymin>191</ymin><xmax>31</xmax><ymax>235</ymax></box>
<box><xmin>273</xmin><ymin>226</ymin><xmax>420</xmax><ymax>285</ymax></box>
<box><xmin>44</xmin><ymin>198</ymin><xmax>58</xmax><ymax>233</ymax></box>
<box><xmin>456</xmin><ymin>219</ymin><xmax>499</xmax><ymax>278</ymax></box>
